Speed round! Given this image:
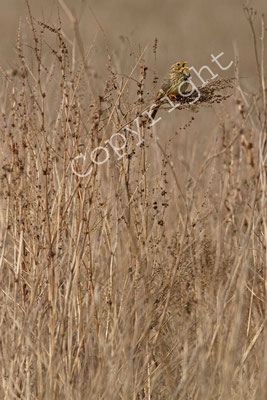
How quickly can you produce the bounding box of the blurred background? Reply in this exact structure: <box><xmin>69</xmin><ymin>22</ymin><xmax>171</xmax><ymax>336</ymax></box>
<box><xmin>1</xmin><ymin>0</ymin><xmax>266</xmax><ymax>79</ymax></box>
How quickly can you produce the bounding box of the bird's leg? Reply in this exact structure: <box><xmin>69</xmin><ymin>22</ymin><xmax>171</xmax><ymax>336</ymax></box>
<box><xmin>168</xmin><ymin>94</ymin><xmax>178</xmax><ymax>101</ymax></box>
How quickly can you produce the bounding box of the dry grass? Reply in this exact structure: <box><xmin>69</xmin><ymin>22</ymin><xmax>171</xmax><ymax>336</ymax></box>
<box><xmin>0</xmin><ymin>2</ymin><xmax>266</xmax><ymax>399</ymax></box>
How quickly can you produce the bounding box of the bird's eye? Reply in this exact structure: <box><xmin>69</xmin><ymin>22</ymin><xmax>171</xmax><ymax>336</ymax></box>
<box><xmin>177</xmin><ymin>63</ymin><xmax>180</xmax><ymax>66</ymax></box>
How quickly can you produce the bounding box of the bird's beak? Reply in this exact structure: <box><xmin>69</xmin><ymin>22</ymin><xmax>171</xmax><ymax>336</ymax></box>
<box><xmin>183</xmin><ymin>66</ymin><xmax>189</xmax><ymax>70</ymax></box>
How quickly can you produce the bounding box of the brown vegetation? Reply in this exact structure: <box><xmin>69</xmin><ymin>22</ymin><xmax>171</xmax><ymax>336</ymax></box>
<box><xmin>0</xmin><ymin>2</ymin><xmax>266</xmax><ymax>399</ymax></box>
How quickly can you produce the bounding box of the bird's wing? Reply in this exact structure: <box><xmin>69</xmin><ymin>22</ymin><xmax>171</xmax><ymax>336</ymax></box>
<box><xmin>156</xmin><ymin>77</ymin><xmax>171</xmax><ymax>100</ymax></box>
<box><xmin>160</xmin><ymin>78</ymin><xmax>171</xmax><ymax>94</ymax></box>
<box><xmin>152</xmin><ymin>77</ymin><xmax>172</xmax><ymax>118</ymax></box>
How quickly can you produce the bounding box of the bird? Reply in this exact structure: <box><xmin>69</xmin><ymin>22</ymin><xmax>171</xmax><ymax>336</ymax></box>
<box><xmin>151</xmin><ymin>61</ymin><xmax>191</xmax><ymax>119</ymax></box>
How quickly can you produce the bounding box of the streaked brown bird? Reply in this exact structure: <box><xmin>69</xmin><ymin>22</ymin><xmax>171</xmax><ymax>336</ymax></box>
<box><xmin>151</xmin><ymin>61</ymin><xmax>191</xmax><ymax>119</ymax></box>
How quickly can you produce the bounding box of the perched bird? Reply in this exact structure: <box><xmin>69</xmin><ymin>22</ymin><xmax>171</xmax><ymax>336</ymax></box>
<box><xmin>151</xmin><ymin>61</ymin><xmax>191</xmax><ymax>119</ymax></box>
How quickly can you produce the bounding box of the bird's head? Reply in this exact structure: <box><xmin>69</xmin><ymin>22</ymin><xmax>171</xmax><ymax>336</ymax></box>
<box><xmin>170</xmin><ymin>61</ymin><xmax>191</xmax><ymax>81</ymax></box>
<box><xmin>170</xmin><ymin>61</ymin><xmax>188</xmax><ymax>72</ymax></box>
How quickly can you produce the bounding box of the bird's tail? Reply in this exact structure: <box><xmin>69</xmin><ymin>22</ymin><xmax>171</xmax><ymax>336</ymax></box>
<box><xmin>150</xmin><ymin>103</ymin><xmax>160</xmax><ymax>120</ymax></box>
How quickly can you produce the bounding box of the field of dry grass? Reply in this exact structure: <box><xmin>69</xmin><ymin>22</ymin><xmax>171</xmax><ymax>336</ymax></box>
<box><xmin>0</xmin><ymin>1</ymin><xmax>266</xmax><ymax>399</ymax></box>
